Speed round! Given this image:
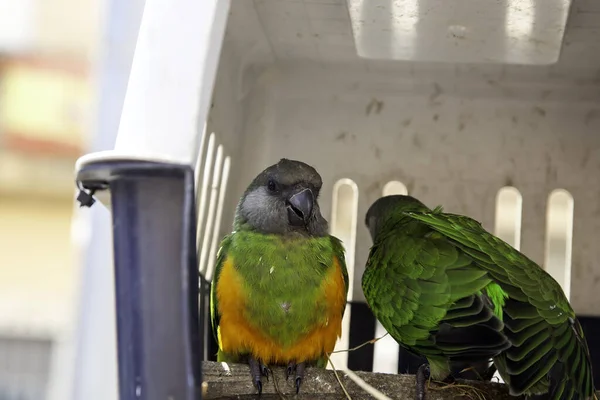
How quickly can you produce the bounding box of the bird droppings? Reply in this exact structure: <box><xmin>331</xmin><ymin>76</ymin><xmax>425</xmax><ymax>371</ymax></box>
<box><xmin>280</xmin><ymin>302</ymin><xmax>291</xmax><ymax>313</ymax></box>
<box><xmin>366</xmin><ymin>98</ymin><xmax>384</xmax><ymax>115</ymax></box>
<box><xmin>372</xmin><ymin>144</ymin><xmax>382</xmax><ymax>159</ymax></box>
<box><xmin>533</xmin><ymin>106</ymin><xmax>546</xmax><ymax>117</ymax></box>
<box><xmin>581</xmin><ymin>148</ymin><xmax>591</xmax><ymax>167</ymax></box>
<box><xmin>541</xmin><ymin>89</ymin><xmax>553</xmax><ymax>99</ymax></box>
<box><xmin>335</xmin><ymin>131</ymin><xmax>347</xmax><ymax>141</ymax></box>
<box><xmin>312</xmin><ymin>375</ymin><xmax>333</xmax><ymax>391</ymax></box>
<box><xmin>335</xmin><ymin>131</ymin><xmax>356</xmax><ymax>142</ymax></box>
<box><xmin>221</xmin><ymin>362</ymin><xmax>232</xmax><ymax>376</ymax></box>
<box><xmin>201</xmin><ymin>382</ymin><xmax>209</xmax><ymax>398</ymax></box>
<box><xmin>429</xmin><ymin>83</ymin><xmax>443</xmax><ymax>104</ymax></box>
<box><xmin>412</xmin><ymin>134</ymin><xmax>423</xmax><ymax>149</ymax></box>
<box><xmin>584</xmin><ymin>109</ymin><xmax>600</xmax><ymax>125</ymax></box>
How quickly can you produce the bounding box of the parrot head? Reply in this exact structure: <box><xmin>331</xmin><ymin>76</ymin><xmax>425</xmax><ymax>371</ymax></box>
<box><xmin>235</xmin><ymin>158</ymin><xmax>328</xmax><ymax>237</ymax></box>
<box><xmin>365</xmin><ymin>195</ymin><xmax>430</xmax><ymax>241</ymax></box>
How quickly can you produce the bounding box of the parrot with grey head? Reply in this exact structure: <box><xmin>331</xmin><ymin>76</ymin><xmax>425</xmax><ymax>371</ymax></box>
<box><xmin>362</xmin><ymin>194</ymin><xmax>596</xmax><ymax>400</ymax></box>
<box><xmin>210</xmin><ymin>158</ymin><xmax>349</xmax><ymax>394</ymax></box>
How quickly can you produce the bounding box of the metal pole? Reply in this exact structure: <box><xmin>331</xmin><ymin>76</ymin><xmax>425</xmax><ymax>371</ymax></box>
<box><xmin>76</xmin><ymin>160</ymin><xmax>202</xmax><ymax>400</ymax></box>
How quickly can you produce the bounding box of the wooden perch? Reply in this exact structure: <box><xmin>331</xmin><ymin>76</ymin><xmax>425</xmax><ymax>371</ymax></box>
<box><xmin>202</xmin><ymin>360</ymin><xmax>579</xmax><ymax>400</ymax></box>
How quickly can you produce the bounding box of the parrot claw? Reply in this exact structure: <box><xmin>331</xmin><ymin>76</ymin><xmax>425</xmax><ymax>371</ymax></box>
<box><xmin>415</xmin><ymin>363</ymin><xmax>431</xmax><ymax>400</ymax></box>
<box><xmin>286</xmin><ymin>361</ymin><xmax>296</xmax><ymax>380</ymax></box>
<box><xmin>285</xmin><ymin>361</ymin><xmax>306</xmax><ymax>392</ymax></box>
<box><xmin>255</xmin><ymin>379</ymin><xmax>263</xmax><ymax>396</ymax></box>
<box><xmin>295</xmin><ymin>362</ymin><xmax>306</xmax><ymax>394</ymax></box>
<box><xmin>261</xmin><ymin>364</ymin><xmax>269</xmax><ymax>382</ymax></box>
<box><xmin>248</xmin><ymin>357</ymin><xmax>268</xmax><ymax>395</ymax></box>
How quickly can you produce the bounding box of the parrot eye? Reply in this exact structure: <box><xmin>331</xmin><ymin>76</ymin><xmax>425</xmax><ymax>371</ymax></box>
<box><xmin>267</xmin><ymin>179</ymin><xmax>278</xmax><ymax>193</ymax></box>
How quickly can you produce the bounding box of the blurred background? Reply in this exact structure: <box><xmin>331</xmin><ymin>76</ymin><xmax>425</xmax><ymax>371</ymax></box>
<box><xmin>0</xmin><ymin>0</ymin><xmax>105</xmax><ymax>397</ymax></box>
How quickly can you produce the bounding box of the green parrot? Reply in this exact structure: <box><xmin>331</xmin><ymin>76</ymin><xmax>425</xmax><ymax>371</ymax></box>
<box><xmin>362</xmin><ymin>194</ymin><xmax>596</xmax><ymax>400</ymax></box>
<box><xmin>209</xmin><ymin>159</ymin><xmax>349</xmax><ymax>394</ymax></box>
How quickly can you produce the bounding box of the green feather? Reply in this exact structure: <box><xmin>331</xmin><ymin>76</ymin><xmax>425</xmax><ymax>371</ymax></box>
<box><xmin>484</xmin><ymin>282</ymin><xmax>509</xmax><ymax>321</ymax></box>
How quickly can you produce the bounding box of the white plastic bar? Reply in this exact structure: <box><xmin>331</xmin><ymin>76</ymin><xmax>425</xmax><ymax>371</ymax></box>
<box><xmin>196</xmin><ymin>133</ymin><xmax>216</xmax><ymax>252</ymax></box>
<box><xmin>113</xmin><ymin>0</ymin><xmax>231</xmax><ymax>165</ymax></box>
<box><xmin>193</xmin><ymin>122</ymin><xmax>209</xmax><ymax>188</ymax></box>
<box><xmin>544</xmin><ymin>189</ymin><xmax>574</xmax><ymax>300</ymax></box>
<box><xmin>205</xmin><ymin>156</ymin><xmax>231</xmax><ymax>283</ymax></box>
<box><xmin>382</xmin><ymin>181</ymin><xmax>408</xmax><ymax>197</ymax></box>
<box><xmin>494</xmin><ymin>186</ymin><xmax>523</xmax><ymax>250</ymax></box>
<box><xmin>328</xmin><ymin>179</ymin><xmax>359</xmax><ymax>370</ymax></box>
<box><xmin>199</xmin><ymin>145</ymin><xmax>224</xmax><ymax>275</ymax></box>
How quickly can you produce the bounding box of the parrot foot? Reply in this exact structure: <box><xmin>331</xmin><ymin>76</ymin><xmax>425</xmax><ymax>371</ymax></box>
<box><xmin>285</xmin><ymin>361</ymin><xmax>306</xmax><ymax>393</ymax></box>
<box><xmin>415</xmin><ymin>363</ymin><xmax>431</xmax><ymax>400</ymax></box>
<box><xmin>248</xmin><ymin>357</ymin><xmax>269</xmax><ymax>395</ymax></box>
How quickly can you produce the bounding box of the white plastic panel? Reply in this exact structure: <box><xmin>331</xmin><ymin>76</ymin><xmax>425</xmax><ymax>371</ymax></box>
<box><xmin>217</xmin><ymin>63</ymin><xmax>600</xmax><ymax>314</ymax></box>
<box><xmin>544</xmin><ymin>189</ymin><xmax>574</xmax><ymax>299</ymax></box>
<box><xmin>328</xmin><ymin>179</ymin><xmax>359</xmax><ymax>370</ymax></box>
<box><xmin>224</xmin><ymin>0</ymin><xmax>600</xmax><ymax>80</ymax></box>
<box><xmin>347</xmin><ymin>0</ymin><xmax>572</xmax><ymax>65</ymax></box>
<box><xmin>382</xmin><ymin>181</ymin><xmax>408</xmax><ymax>197</ymax></box>
<box><xmin>113</xmin><ymin>0</ymin><xmax>231</xmax><ymax>165</ymax></box>
<box><xmin>201</xmin><ymin>0</ymin><xmax>600</xmax><ymax>322</ymax></box>
<box><xmin>494</xmin><ymin>187</ymin><xmax>523</xmax><ymax>250</ymax></box>
<box><xmin>194</xmin><ymin>129</ymin><xmax>232</xmax><ymax>282</ymax></box>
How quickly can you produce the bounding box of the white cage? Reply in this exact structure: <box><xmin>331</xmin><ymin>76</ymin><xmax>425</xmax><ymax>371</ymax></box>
<box><xmin>67</xmin><ymin>0</ymin><xmax>600</xmax><ymax>398</ymax></box>
<box><xmin>199</xmin><ymin>0</ymin><xmax>600</xmax><ymax>373</ymax></box>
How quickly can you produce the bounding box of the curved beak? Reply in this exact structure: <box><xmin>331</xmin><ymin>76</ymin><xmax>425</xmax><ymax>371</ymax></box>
<box><xmin>287</xmin><ymin>188</ymin><xmax>314</xmax><ymax>227</ymax></box>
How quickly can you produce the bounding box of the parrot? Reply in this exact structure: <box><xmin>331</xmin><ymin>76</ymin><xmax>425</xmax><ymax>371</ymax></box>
<box><xmin>362</xmin><ymin>194</ymin><xmax>596</xmax><ymax>400</ymax></box>
<box><xmin>209</xmin><ymin>158</ymin><xmax>349</xmax><ymax>394</ymax></box>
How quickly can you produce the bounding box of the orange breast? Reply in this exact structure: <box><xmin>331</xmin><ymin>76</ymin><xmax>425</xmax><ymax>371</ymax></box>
<box><xmin>215</xmin><ymin>256</ymin><xmax>347</xmax><ymax>364</ymax></box>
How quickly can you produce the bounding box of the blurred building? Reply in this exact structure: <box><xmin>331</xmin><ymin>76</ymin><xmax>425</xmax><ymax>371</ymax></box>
<box><xmin>0</xmin><ymin>0</ymin><xmax>103</xmax><ymax>397</ymax></box>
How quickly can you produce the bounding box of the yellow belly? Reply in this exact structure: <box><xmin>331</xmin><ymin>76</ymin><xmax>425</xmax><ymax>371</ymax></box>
<box><xmin>215</xmin><ymin>257</ymin><xmax>346</xmax><ymax>364</ymax></box>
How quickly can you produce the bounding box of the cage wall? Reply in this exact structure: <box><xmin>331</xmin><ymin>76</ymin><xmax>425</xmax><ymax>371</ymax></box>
<box><xmin>205</xmin><ymin>57</ymin><xmax>600</xmax><ymax>312</ymax></box>
<box><xmin>197</xmin><ymin>0</ymin><xmax>600</xmax><ymax>377</ymax></box>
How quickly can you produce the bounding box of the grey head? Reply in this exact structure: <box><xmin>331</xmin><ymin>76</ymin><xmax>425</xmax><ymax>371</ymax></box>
<box><xmin>234</xmin><ymin>158</ymin><xmax>328</xmax><ymax>236</ymax></box>
<box><xmin>365</xmin><ymin>195</ymin><xmax>429</xmax><ymax>241</ymax></box>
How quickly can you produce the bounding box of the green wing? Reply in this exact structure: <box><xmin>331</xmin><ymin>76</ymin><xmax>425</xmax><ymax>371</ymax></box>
<box><xmin>330</xmin><ymin>235</ymin><xmax>350</xmax><ymax>317</ymax></box>
<box><xmin>406</xmin><ymin>211</ymin><xmax>596</xmax><ymax>399</ymax></box>
<box><xmin>209</xmin><ymin>234</ymin><xmax>232</xmax><ymax>350</ymax></box>
<box><xmin>362</xmin><ymin>224</ymin><xmax>509</xmax><ymax>374</ymax></box>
